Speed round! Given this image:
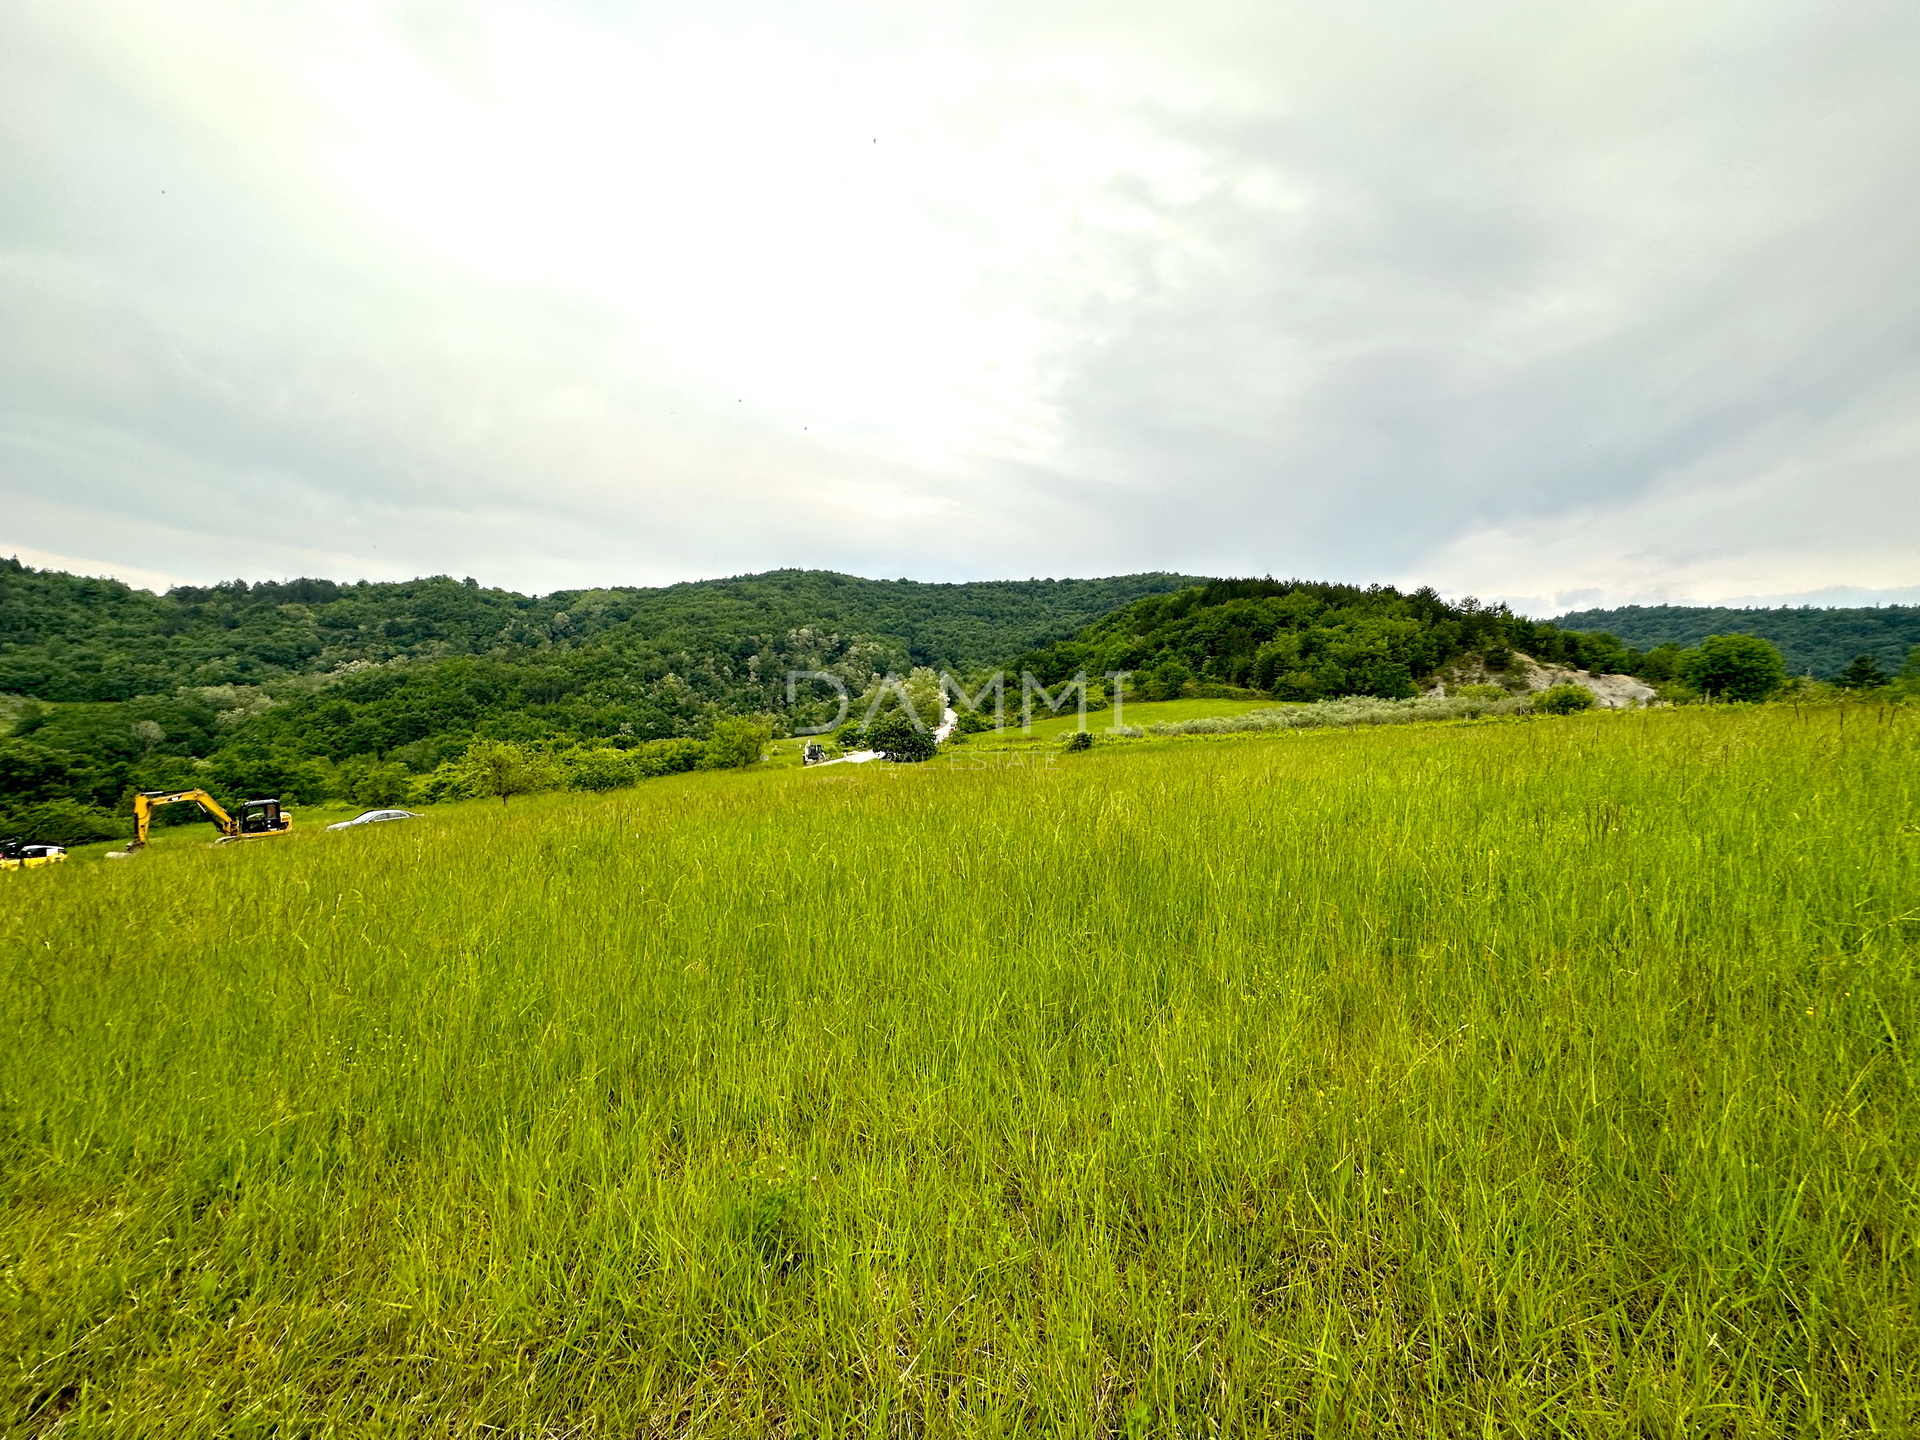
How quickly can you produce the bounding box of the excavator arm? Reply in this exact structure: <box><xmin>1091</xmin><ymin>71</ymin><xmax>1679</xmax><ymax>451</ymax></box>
<box><xmin>112</xmin><ymin>790</ymin><xmax>295</xmax><ymax>857</ymax></box>
<box><xmin>128</xmin><ymin>789</ymin><xmax>238</xmax><ymax>850</ymax></box>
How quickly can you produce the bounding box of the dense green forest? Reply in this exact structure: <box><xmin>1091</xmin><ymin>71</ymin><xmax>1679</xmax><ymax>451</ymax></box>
<box><xmin>0</xmin><ymin>561</ymin><xmax>1198</xmax><ymax>841</ymax></box>
<box><xmin>0</xmin><ymin>559</ymin><xmax>1198</xmax><ymax>701</ymax></box>
<box><xmin>1551</xmin><ymin>603</ymin><xmax>1920</xmax><ymax>679</ymax></box>
<box><xmin>1018</xmin><ymin>579</ymin><xmax>1645</xmax><ymax>701</ymax></box>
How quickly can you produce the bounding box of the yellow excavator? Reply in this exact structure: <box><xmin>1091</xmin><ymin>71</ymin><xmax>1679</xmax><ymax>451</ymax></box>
<box><xmin>106</xmin><ymin>789</ymin><xmax>294</xmax><ymax>858</ymax></box>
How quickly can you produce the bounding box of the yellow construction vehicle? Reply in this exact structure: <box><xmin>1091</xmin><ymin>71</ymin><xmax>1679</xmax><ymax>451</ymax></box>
<box><xmin>1</xmin><ymin>838</ymin><xmax>67</xmax><ymax>871</ymax></box>
<box><xmin>107</xmin><ymin>789</ymin><xmax>294</xmax><ymax>857</ymax></box>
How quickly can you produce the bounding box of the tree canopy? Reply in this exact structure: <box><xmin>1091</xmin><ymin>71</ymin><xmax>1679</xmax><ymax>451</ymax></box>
<box><xmin>0</xmin><ymin>559</ymin><xmax>1199</xmax><ymax>702</ymax></box>
<box><xmin>1836</xmin><ymin>654</ymin><xmax>1889</xmax><ymax>690</ymax></box>
<box><xmin>1678</xmin><ymin>635</ymin><xmax>1789</xmax><ymax>702</ymax></box>
<box><xmin>1016</xmin><ymin>579</ymin><xmax>1645</xmax><ymax>703</ymax></box>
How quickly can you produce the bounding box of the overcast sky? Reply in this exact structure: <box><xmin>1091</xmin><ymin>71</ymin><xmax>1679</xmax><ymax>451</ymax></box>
<box><xmin>4</xmin><ymin>0</ymin><xmax>1918</xmax><ymax>614</ymax></box>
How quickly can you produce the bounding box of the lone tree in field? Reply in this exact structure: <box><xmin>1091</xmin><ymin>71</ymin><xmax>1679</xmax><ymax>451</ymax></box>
<box><xmin>1679</xmin><ymin>634</ymin><xmax>1787</xmax><ymax>702</ymax></box>
<box><xmin>461</xmin><ymin>739</ymin><xmax>536</xmax><ymax>804</ymax></box>
<box><xmin>1836</xmin><ymin>654</ymin><xmax>1889</xmax><ymax>690</ymax></box>
<box><xmin>866</xmin><ymin>711</ymin><xmax>935</xmax><ymax>763</ymax></box>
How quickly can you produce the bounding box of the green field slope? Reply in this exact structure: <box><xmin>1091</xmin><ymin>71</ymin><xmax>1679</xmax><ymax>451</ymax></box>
<box><xmin>1551</xmin><ymin>602</ymin><xmax>1920</xmax><ymax>680</ymax></box>
<box><xmin>4</xmin><ymin>707</ymin><xmax>1917</xmax><ymax>1434</ymax></box>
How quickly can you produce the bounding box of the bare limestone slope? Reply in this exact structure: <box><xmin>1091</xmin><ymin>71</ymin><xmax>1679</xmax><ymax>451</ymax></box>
<box><xmin>1427</xmin><ymin>652</ymin><xmax>1655</xmax><ymax>708</ymax></box>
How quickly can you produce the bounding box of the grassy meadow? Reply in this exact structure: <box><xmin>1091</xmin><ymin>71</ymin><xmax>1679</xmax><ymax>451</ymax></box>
<box><xmin>3</xmin><ymin>705</ymin><xmax>1918</xmax><ymax>1435</ymax></box>
<box><xmin>1017</xmin><ymin>697</ymin><xmax>1277</xmax><ymax>741</ymax></box>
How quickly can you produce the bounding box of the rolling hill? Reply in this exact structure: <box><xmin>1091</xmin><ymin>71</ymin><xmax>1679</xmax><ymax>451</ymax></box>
<box><xmin>0</xmin><ymin>559</ymin><xmax>1200</xmax><ymax>703</ymax></box>
<box><xmin>0</xmin><ymin>559</ymin><xmax>1202</xmax><ymax>839</ymax></box>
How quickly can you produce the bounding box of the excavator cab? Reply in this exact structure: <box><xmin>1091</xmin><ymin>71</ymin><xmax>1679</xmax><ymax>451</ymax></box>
<box><xmin>236</xmin><ymin>799</ymin><xmax>286</xmax><ymax>835</ymax></box>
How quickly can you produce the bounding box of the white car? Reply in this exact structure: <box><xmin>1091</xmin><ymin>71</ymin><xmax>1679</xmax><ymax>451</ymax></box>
<box><xmin>326</xmin><ymin>809</ymin><xmax>421</xmax><ymax>832</ymax></box>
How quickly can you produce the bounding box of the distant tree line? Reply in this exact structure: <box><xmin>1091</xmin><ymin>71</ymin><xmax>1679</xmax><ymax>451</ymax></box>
<box><xmin>1018</xmin><ymin>579</ymin><xmax>1920</xmax><ymax>710</ymax></box>
<box><xmin>1551</xmin><ymin>602</ymin><xmax>1920</xmax><ymax>680</ymax></box>
<box><xmin>0</xmin><ymin>558</ymin><xmax>1198</xmax><ymax>701</ymax></box>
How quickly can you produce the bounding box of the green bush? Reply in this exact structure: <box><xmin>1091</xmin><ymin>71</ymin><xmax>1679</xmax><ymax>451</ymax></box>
<box><xmin>1142</xmin><ymin>659</ymin><xmax>1194</xmax><ymax>701</ymax></box>
<box><xmin>1535</xmin><ymin>684</ymin><xmax>1597</xmax><ymax>715</ymax></box>
<box><xmin>1062</xmin><ymin>730</ymin><xmax>1093</xmax><ymax>752</ymax></box>
<box><xmin>703</xmin><ymin>717</ymin><xmax>774</xmax><ymax>770</ymax></box>
<box><xmin>562</xmin><ymin>747</ymin><xmax>638</xmax><ymax>792</ymax></box>
<box><xmin>1836</xmin><ymin>654</ymin><xmax>1889</xmax><ymax>691</ymax></box>
<box><xmin>1453</xmin><ymin>683</ymin><xmax>1508</xmax><ymax>701</ymax></box>
<box><xmin>1895</xmin><ymin>645</ymin><xmax>1920</xmax><ymax>700</ymax></box>
<box><xmin>632</xmin><ymin>738</ymin><xmax>707</xmax><ymax>777</ymax></box>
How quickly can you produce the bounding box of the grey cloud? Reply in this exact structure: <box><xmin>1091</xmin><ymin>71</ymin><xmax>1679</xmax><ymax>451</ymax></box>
<box><xmin>1014</xmin><ymin>2</ymin><xmax>1920</xmax><ymax>586</ymax></box>
<box><xmin>2</xmin><ymin>0</ymin><xmax>1917</xmax><ymax>599</ymax></box>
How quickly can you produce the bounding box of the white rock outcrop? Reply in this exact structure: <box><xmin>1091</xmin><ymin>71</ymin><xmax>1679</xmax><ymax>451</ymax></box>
<box><xmin>1426</xmin><ymin>653</ymin><xmax>1655</xmax><ymax>709</ymax></box>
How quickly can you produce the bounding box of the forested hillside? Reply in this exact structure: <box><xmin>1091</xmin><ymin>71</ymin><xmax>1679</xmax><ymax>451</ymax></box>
<box><xmin>0</xmin><ymin>560</ymin><xmax>1198</xmax><ymax>841</ymax></box>
<box><xmin>0</xmin><ymin>560</ymin><xmax>1196</xmax><ymax>702</ymax></box>
<box><xmin>1550</xmin><ymin>603</ymin><xmax>1920</xmax><ymax>679</ymax></box>
<box><xmin>20</xmin><ymin>562</ymin><xmax>1885</xmax><ymax>848</ymax></box>
<box><xmin>1019</xmin><ymin>579</ymin><xmax>1644</xmax><ymax>701</ymax></box>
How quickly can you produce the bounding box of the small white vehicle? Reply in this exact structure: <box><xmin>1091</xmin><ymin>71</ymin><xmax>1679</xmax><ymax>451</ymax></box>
<box><xmin>326</xmin><ymin>809</ymin><xmax>421</xmax><ymax>832</ymax></box>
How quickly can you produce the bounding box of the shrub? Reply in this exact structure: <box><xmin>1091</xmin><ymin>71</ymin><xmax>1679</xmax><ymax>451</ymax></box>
<box><xmin>1534</xmin><ymin>684</ymin><xmax>1597</xmax><ymax>715</ymax></box>
<box><xmin>1062</xmin><ymin>730</ymin><xmax>1093</xmax><ymax>752</ymax></box>
<box><xmin>1895</xmin><ymin>645</ymin><xmax>1920</xmax><ymax>700</ymax></box>
<box><xmin>703</xmin><ymin>717</ymin><xmax>774</xmax><ymax>770</ymax></box>
<box><xmin>1149</xmin><ymin>692</ymin><xmax>1527</xmax><ymax>736</ymax></box>
<box><xmin>1453</xmin><ymin>683</ymin><xmax>1508</xmax><ymax>701</ymax></box>
<box><xmin>562</xmin><ymin>747</ymin><xmax>638</xmax><ymax>792</ymax></box>
<box><xmin>633</xmin><ymin>738</ymin><xmax>708</xmax><ymax>777</ymax></box>
<box><xmin>1143</xmin><ymin>659</ymin><xmax>1194</xmax><ymax>701</ymax></box>
<box><xmin>1360</xmin><ymin>659</ymin><xmax>1418</xmax><ymax>700</ymax></box>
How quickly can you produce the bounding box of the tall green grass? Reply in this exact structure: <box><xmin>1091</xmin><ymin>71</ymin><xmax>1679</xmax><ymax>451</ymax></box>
<box><xmin>3</xmin><ymin>706</ymin><xmax>1917</xmax><ymax>1436</ymax></box>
